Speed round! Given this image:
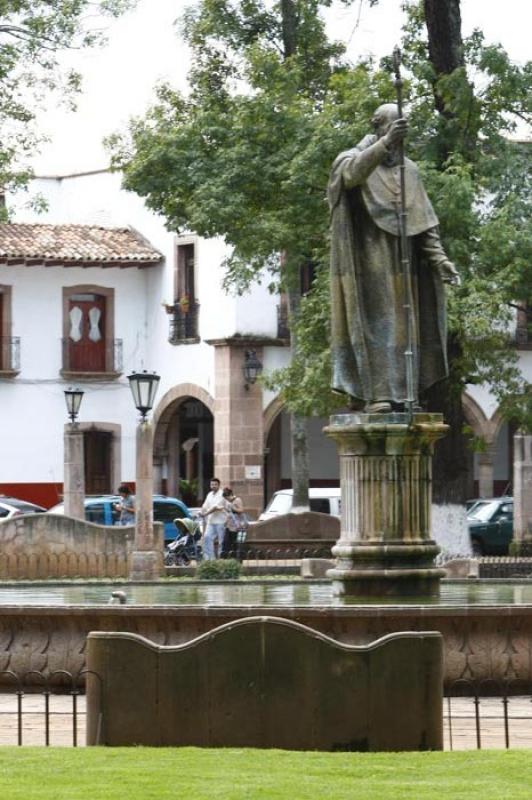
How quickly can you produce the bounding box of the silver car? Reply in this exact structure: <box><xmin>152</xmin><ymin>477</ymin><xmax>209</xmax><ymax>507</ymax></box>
<box><xmin>0</xmin><ymin>496</ymin><xmax>46</xmax><ymax>519</ymax></box>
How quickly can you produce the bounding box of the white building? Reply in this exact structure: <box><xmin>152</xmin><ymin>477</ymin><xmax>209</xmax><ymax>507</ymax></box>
<box><xmin>0</xmin><ymin>169</ymin><xmax>528</xmax><ymax>516</ymax></box>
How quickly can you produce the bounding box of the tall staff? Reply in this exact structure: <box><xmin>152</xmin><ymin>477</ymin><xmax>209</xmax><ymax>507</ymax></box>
<box><xmin>392</xmin><ymin>46</ymin><xmax>415</xmax><ymax>422</ymax></box>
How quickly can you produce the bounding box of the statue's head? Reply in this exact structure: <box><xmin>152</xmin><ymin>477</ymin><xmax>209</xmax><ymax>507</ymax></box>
<box><xmin>371</xmin><ymin>103</ymin><xmax>401</xmax><ymax>138</ymax></box>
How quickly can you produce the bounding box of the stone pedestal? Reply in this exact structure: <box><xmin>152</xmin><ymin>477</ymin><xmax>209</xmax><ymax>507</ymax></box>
<box><xmin>514</xmin><ymin>432</ymin><xmax>532</xmax><ymax>552</ymax></box>
<box><xmin>130</xmin><ymin>422</ymin><xmax>163</xmax><ymax>581</ymax></box>
<box><xmin>324</xmin><ymin>412</ymin><xmax>448</xmax><ymax>597</ymax></box>
<box><xmin>63</xmin><ymin>424</ymin><xmax>85</xmax><ymax>519</ymax></box>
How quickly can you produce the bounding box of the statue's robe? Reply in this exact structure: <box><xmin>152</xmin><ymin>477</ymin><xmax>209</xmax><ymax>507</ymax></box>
<box><xmin>328</xmin><ymin>134</ymin><xmax>450</xmax><ymax>407</ymax></box>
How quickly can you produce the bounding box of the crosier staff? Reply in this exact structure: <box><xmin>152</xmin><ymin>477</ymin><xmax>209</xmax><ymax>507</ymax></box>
<box><xmin>392</xmin><ymin>46</ymin><xmax>415</xmax><ymax>423</ymax></box>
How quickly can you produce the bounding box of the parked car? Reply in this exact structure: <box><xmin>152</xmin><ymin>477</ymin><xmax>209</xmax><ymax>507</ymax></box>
<box><xmin>0</xmin><ymin>496</ymin><xmax>46</xmax><ymax>519</ymax></box>
<box><xmin>258</xmin><ymin>488</ymin><xmax>341</xmax><ymax>521</ymax></box>
<box><xmin>468</xmin><ymin>497</ymin><xmax>513</xmax><ymax>555</ymax></box>
<box><xmin>47</xmin><ymin>494</ymin><xmax>191</xmax><ymax>544</ymax></box>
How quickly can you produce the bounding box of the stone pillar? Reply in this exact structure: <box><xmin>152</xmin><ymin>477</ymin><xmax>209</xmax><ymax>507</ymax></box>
<box><xmin>63</xmin><ymin>424</ymin><xmax>85</xmax><ymax>519</ymax></box>
<box><xmin>514</xmin><ymin>431</ymin><xmax>532</xmax><ymax>549</ymax></box>
<box><xmin>130</xmin><ymin>422</ymin><xmax>163</xmax><ymax>580</ymax></box>
<box><xmin>324</xmin><ymin>412</ymin><xmax>448</xmax><ymax>597</ymax></box>
<box><xmin>211</xmin><ymin>341</ymin><xmax>265</xmax><ymax>519</ymax></box>
<box><xmin>478</xmin><ymin>447</ymin><xmax>495</xmax><ymax>498</ymax></box>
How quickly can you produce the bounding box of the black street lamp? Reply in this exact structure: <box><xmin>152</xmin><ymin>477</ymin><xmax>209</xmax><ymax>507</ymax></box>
<box><xmin>242</xmin><ymin>350</ymin><xmax>263</xmax><ymax>390</ymax></box>
<box><xmin>127</xmin><ymin>370</ymin><xmax>160</xmax><ymax>420</ymax></box>
<box><xmin>64</xmin><ymin>387</ymin><xmax>84</xmax><ymax>424</ymax></box>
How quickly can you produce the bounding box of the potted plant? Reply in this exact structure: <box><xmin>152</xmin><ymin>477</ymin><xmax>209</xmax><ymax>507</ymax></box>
<box><xmin>178</xmin><ymin>294</ymin><xmax>190</xmax><ymax>313</ymax></box>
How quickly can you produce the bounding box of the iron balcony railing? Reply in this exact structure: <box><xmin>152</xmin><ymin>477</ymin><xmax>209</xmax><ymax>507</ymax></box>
<box><xmin>0</xmin><ymin>336</ymin><xmax>20</xmax><ymax>372</ymax></box>
<box><xmin>61</xmin><ymin>338</ymin><xmax>123</xmax><ymax>374</ymax></box>
<box><xmin>168</xmin><ymin>301</ymin><xmax>200</xmax><ymax>344</ymax></box>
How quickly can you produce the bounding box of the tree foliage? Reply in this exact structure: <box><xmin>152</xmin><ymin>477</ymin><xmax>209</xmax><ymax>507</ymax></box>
<box><xmin>0</xmin><ymin>0</ymin><xmax>135</xmax><ymax>197</ymax></box>
<box><xmin>111</xmin><ymin>0</ymin><xmax>532</xmax><ymax>431</ymax></box>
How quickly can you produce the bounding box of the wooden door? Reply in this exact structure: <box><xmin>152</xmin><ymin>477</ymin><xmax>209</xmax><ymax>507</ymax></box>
<box><xmin>68</xmin><ymin>294</ymin><xmax>106</xmax><ymax>372</ymax></box>
<box><xmin>84</xmin><ymin>431</ymin><xmax>112</xmax><ymax>494</ymax></box>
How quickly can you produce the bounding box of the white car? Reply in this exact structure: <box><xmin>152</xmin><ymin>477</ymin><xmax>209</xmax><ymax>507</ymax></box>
<box><xmin>0</xmin><ymin>496</ymin><xmax>46</xmax><ymax>520</ymax></box>
<box><xmin>258</xmin><ymin>488</ymin><xmax>341</xmax><ymax>521</ymax></box>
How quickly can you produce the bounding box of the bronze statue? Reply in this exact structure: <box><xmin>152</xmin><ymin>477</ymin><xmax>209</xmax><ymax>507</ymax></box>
<box><xmin>328</xmin><ymin>103</ymin><xmax>460</xmax><ymax>413</ymax></box>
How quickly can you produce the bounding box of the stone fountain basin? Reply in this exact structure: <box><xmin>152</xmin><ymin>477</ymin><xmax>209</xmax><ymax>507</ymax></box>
<box><xmin>0</xmin><ymin>579</ymin><xmax>531</xmax><ymax>687</ymax></box>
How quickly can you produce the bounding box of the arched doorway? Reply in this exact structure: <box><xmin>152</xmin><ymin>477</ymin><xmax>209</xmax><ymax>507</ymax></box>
<box><xmin>153</xmin><ymin>387</ymin><xmax>214</xmax><ymax>506</ymax></box>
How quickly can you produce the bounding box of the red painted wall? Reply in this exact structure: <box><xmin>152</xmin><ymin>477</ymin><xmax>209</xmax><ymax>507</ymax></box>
<box><xmin>0</xmin><ymin>483</ymin><xmax>63</xmax><ymax>509</ymax></box>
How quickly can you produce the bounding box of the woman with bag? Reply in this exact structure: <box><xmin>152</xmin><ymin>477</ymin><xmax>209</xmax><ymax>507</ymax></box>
<box><xmin>221</xmin><ymin>487</ymin><xmax>247</xmax><ymax>559</ymax></box>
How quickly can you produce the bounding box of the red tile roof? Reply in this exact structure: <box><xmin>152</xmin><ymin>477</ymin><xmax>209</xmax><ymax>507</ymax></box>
<box><xmin>0</xmin><ymin>223</ymin><xmax>163</xmax><ymax>267</ymax></box>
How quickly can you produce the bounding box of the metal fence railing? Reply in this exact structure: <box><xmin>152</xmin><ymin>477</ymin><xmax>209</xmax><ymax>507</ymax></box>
<box><xmin>0</xmin><ymin>670</ymin><xmax>93</xmax><ymax>747</ymax></box>
<box><xmin>478</xmin><ymin>558</ymin><xmax>532</xmax><ymax>579</ymax></box>
<box><xmin>444</xmin><ymin>679</ymin><xmax>532</xmax><ymax>751</ymax></box>
<box><xmin>61</xmin><ymin>337</ymin><xmax>123</xmax><ymax>373</ymax></box>
<box><xmin>1</xmin><ymin>671</ymin><xmax>532</xmax><ymax>749</ymax></box>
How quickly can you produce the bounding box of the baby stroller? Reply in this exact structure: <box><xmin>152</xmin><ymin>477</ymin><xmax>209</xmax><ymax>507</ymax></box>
<box><xmin>164</xmin><ymin>517</ymin><xmax>203</xmax><ymax>566</ymax></box>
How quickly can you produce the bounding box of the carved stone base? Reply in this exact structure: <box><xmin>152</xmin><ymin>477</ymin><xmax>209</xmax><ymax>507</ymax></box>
<box><xmin>129</xmin><ymin>550</ymin><xmax>163</xmax><ymax>581</ymax></box>
<box><xmin>329</xmin><ymin>541</ymin><xmax>445</xmax><ymax>597</ymax></box>
<box><xmin>324</xmin><ymin>412</ymin><xmax>448</xmax><ymax>598</ymax></box>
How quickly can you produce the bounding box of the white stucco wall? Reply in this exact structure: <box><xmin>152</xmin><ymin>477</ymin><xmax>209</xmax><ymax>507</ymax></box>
<box><xmin>3</xmin><ymin>168</ymin><xmax>528</xmax><ymax>501</ymax></box>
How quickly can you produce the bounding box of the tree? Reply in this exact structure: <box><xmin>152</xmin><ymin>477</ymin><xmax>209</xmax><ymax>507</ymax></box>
<box><xmin>401</xmin><ymin>0</ymin><xmax>531</xmax><ymax>499</ymax></box>
<box><xmin>0</xmin><ymin>0</ymin><xmax>135</xmax><ymax>201</ymax></box>
<box><xmin>111</xmin><ymin>0</ymin><xmax>531</xmax><ymax>502</ymax></box>
<box><xmin>109</xmin><ymin>0</ymin><xmax>389</xmax><ymax>508</ymax></box>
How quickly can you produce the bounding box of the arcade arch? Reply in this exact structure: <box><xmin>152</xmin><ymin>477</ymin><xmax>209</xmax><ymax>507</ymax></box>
<box><xmin>264</xmin><ymin>392</ymin><xmax>515</xmax><ymax>504</ymax></box>
<box><xmin>153</xmin><ymin>384</ymin><xmax>214</xmax><ymax>505</ymax></box>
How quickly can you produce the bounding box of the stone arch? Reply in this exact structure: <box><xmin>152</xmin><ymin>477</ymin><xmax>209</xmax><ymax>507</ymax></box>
<box><xmin>153</xmin><ymin>383</ymin><xmax>215</xmax><ymax>456</ymax></box>
<box><xmin>461</xmin><ymin>392</ymin><xmax>489</xmax><ymax>441</ymax></box>
<box><xmin>488</xmin><ymin>407</ymin><xmax>509</xmax><ymax>444</ymax></box>
<box><xmin>263</xmin><ymin>394</ymin><xmax>285</xmax><ymax>444</ymax></box>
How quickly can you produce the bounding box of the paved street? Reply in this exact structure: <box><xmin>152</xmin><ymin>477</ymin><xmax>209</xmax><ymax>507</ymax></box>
<box><xmin>1</xmin><ymin>694</ymin><xmax>532</xmax><ymax>749</ymax></box>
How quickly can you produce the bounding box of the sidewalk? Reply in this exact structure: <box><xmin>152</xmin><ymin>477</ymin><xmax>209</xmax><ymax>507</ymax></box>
<box><xmin>1</xmin><ymin>694</ymin><xmax>532</xmax><ymax>749</ymax></box>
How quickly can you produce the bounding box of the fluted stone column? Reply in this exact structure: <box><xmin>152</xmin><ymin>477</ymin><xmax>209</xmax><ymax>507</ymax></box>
<box><xmin>324</xmin><ymin>412</ymin><xmax>448</xmax><ymax>597</ymax></box>
<box><xmin>130</xmin><ymin>421</ymin><xmax>163</xmax><ymax>580</ymax></box>
<box><xmin>63</xmin><ymin>425</ymin><xmax>85</xmax><ymax>519</ymax></box>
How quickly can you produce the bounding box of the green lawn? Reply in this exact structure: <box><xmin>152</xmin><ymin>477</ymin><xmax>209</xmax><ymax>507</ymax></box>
<box><xmin>0</xmin><ymin>748</ymin><xmax>530</xmax><ymax>799</ymax></box>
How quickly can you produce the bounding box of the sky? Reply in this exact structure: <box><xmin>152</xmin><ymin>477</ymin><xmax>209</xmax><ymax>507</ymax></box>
<box><xmin>31</xmin><ymin>0</ymin><xmax>531</xmax><ymax>175</ymax></box>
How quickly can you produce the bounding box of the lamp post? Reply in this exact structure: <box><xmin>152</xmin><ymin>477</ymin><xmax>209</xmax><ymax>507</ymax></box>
<box><xmin>242</xmin><ymin>350</ymin><xmax>263</xmax><ymax>390</ymax></box>
<box><xmin>63</xmin><ymin>387</ymin><xmax>85</xmax><ymax>519</ymax></box>
<box><xmin>127</xmin><ymin>370</ymin><xmax>162</xmax><ymax>581</ymax></box>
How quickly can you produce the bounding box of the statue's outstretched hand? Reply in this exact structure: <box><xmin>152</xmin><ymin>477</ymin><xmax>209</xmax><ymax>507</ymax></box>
<box><xmin>439</xmin><ymin>261</ymin><xmax>461</xmax><ymax>286</ymax></box>
<box><xmin>383</xmin><ymin>117</ymin><xmax>408</xmax><ymax>148</ymax></box>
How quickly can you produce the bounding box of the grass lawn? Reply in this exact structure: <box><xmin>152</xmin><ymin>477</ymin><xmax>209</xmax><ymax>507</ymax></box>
<box><xmin>0</xmin><ymin>748</ymin><xmax>531</xmax><ymax>799</ymax></box>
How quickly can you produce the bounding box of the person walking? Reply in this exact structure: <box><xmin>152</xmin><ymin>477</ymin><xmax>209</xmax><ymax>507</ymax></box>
<box><xmin>114</xmin><ymin>484</ymin><xmax>135</xmax><ymax>526</ymax></box>
<box><xmin>199</xmin><ymin>477</ymin><xmax>226</xmax><ymax>560</ymax></box>
<box><xmin>221</xmin><ymin>487</ymin><xmax>246</xmax><ymax>559</ymax></box>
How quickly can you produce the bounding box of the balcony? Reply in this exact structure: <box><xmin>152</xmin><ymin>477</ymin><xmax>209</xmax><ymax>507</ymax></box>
<box><xmin>167</xmin><ymin>301</ymin><xmax>200</xmax><ymax>344</ymax></box>
<box><xmin>61</xmin><ymin>338</ymin><xmax>123</xmax><ymax>379</ymax></box>
<box><xmin>0</xmin><ymin>337</ymin><xmax>20</xmax><ymax>375</ymax></box>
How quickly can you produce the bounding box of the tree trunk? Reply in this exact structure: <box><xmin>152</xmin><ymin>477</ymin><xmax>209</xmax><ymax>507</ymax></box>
<box><xmin>424</xmin><ymin>0</ymin><xmax>464</xmax><ymax>84</ymax></box>
<box><xmin>286</xmin><ymin>279</ymin><xmax>310</xmax><ymax>511</ymax></box>
<box><xmin>280</xmin><ymin>1</ymin><xmax>310</xmax><ymax>512</ymax></box>
<box><xmin>424</xmin><ymin>0</ymin><xmax>478</xmax><ymax>163</ymax></box>
<box><xmin>423</xmin><ymin>1</ymin><xmax>474</xmax><ymax>504</ymax></box>
<box><xmin>290</xmin><ymin>412</ymin><xmax>310</xmax><ymax>510</ymax></box>
<box><xmin>281</xmin><ymin>0</ymin><xmax>298</xmax><ymax>58</ymax></box>
<box><xmin>425</xmin><ymin>338</ymin><xmax>473</xmax><ymax>505</ymax></box>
